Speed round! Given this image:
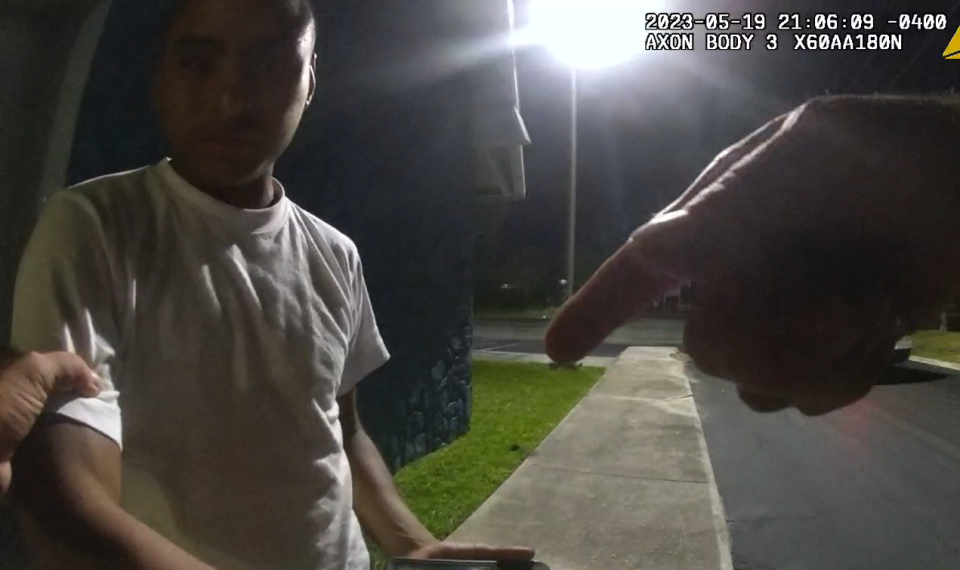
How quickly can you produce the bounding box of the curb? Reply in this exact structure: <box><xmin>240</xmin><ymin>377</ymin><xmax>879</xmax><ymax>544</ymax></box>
<box><xmin>902</xmin><ymin>356</ymin><xmax>960</xmax><ymax>376</ymax></box>
<box><xmin>674</xmin><ymin>352</ymin><xmax>735</xmax><ymax>570</ymax></box>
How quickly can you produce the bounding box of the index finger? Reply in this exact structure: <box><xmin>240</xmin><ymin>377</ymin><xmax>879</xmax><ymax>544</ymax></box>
<box><xmin>29</xmin><ymin>352</ymin><xmax>101</xmax><ymax>397</ymax></box>
<box><xmin>430</xmin><ymin>543</ymin><xmax>535</xmax><ymax>562</ymax></box>
<box><xmin>544</xmin><ymin>226</ymin><xmax>681</xmax><ymax>364</ymax></box>
<box><xmin>544</xmin><ymin>109</ymin><xmax>797</xmax><ymax>364</ymax></box>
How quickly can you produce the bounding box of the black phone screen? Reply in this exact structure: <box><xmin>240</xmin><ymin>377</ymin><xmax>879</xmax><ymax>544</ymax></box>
<box><xmin>387</xmin><ymin>559</ymin><xmax>550</xmax><ymax>570</ymax></box>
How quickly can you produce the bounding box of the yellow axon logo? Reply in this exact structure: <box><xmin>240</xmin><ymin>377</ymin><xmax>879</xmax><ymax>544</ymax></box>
<box><xmin>944</xmin><ymin>25</ymin><xmax>960</xmax><ymax>58</ymax></box>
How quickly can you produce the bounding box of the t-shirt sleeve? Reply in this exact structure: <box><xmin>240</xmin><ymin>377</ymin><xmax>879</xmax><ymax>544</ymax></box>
<box><xmin>338</xmin><ymin>254</ymin><xmax>390</xmax><ymax>396</ymax></box>
<box><xmin>10</xmin><ymin>191</ymin><xmax>123</xmax><ymax>448</ymax></box>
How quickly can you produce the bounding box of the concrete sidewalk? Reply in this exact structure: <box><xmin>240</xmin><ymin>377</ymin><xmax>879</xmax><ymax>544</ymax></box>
<box><xmin>452</xmin><ymin>347</ymin><xmax>732</xmax><ymax>570</ymax></box>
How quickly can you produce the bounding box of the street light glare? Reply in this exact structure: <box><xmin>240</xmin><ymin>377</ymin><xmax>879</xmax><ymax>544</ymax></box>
<box><xmin>528</xmin><ymin>0</ymin><xmax>651</xmax><ymax>69</ymax></box>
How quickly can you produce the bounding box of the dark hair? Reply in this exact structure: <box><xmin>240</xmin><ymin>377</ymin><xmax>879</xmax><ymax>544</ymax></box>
<box><xmin>150</xmin><ymin>0</ymin><xmax>317</xmax><ymax>62</ymax></box>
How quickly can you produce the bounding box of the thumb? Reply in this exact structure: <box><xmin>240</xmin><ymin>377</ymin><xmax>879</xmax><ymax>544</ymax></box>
<box><xmin>424</xmin><ymin>543</ymin><xmax>535</xmax><ymax>561</ymax></box>
<box><xmin>545</xmin><ymin>211</ymin><xmax>698</xmax><ymax>364</ymax></box>
<box><xmin>40</xmin><ymin>352</ymin><xmax>102</xmax><ymax>397</ymax></box>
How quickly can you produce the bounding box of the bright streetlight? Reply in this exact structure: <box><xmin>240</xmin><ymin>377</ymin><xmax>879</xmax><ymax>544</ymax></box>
<box><xmin>527</xmin><ymin>0</ymin><xmax>653</xmax><ymax>300</ymax></box>
<box><xmin>528</xmin><ymin>0</ymin><xmax>650</xmax><ymax>70</ymax></box>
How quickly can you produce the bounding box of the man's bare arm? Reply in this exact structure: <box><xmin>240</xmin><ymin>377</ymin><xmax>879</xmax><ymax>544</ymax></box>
<box><xmin>10</xmin><ymin>415</ymin><xmax>218</xmax><ymax>570</ymax></box>
<box><xmin>0</xmin><ymin>349</ymin><xmax>101</xmax><ymax>494</ymax></box>
<box><xmin>339</xmin><ymin>389</ymin><xmax>438</xmax><ymax>558</ymax></box>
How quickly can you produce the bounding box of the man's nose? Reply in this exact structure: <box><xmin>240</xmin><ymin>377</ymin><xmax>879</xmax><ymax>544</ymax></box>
<box><xmin>214</xmin><ymin>65</ymin><xmax>254</xmax><ymax>117</ymax></box>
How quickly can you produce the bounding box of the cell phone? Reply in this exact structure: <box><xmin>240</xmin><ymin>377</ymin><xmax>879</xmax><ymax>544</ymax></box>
<box><xmin>386</xmin><ymin>559</ymin><xmax>550</xmax><ymax>570</ymax></box>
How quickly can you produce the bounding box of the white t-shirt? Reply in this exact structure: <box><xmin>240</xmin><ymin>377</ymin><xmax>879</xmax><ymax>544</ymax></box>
<box><xmin>11</xmin><ymin>159</ymin><xmax>391</xmax><ymax>570</ymax></box>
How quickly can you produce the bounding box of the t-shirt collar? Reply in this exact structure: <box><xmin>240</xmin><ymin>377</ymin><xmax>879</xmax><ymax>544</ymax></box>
<box><xmin>153</xmin><ymin>158</ymin><xmax>290</xmax><ymax>237</ymax></box>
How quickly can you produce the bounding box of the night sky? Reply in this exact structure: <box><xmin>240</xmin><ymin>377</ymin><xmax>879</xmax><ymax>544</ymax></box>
<box><xmin>502</xmin><ymin>0</ymin><xmax>960</xmax><ymax>263</ymax></box>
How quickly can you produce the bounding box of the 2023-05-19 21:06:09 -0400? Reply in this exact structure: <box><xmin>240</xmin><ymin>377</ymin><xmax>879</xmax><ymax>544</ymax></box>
<box><xmin>643</xmin><ymin>12</ymin><xmax>950</xmax><ymax>32</ymax></box>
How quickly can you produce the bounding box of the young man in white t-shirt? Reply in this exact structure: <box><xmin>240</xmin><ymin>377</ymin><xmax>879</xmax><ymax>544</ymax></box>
<box><xmin>8</xmin><ymin>1</ymin><xmax>533</xmax><ymax>569</ymax></box>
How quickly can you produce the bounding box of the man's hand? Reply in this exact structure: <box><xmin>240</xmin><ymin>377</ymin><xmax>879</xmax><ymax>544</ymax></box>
<box><xmin>404</xmin><ymin>541</ymin><xmax>535</xmax><ymax>563</ymax></box>
<box><xmin>0</xmin><ymin>350</ymin><xmax>100</xmax><ymax>491</ymax></box>
<box><xmin>340</xmin><ymin>387</ymin><xmax>537</xmax><ymax>563</ymax></box>
<box><xmin>546</xmin><ymin>95</ymin><xmax>960</xmax><ymax>416</ymax></box>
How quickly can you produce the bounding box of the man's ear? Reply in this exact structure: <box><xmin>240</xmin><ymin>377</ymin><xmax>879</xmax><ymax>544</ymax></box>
<box><xmin>306</xmin><ymin>53</ymin><xmax>317</xmax><ymax>107</ymax></box>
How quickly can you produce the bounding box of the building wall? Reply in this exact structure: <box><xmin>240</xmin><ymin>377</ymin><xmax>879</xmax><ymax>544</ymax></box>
<box><xmin>290</xmin><ymin>2</ymin><xmax>478</xmax><ymax>469</ymax></box>
<box><xmin>0</xmin><ymin>3</ymin><xmax>103</xmax><ymax>344</ymax></box>
<box><xmin>0</xmin><ymin>5</ymin><xmax>107</xmax><ymax>565</ymax></box>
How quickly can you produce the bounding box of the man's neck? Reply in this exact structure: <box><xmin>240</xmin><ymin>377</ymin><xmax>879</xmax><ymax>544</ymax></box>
<box><xmin>170</xmin><ymin>162</ymin><xmax>278</xmax><ymax>210</ymax></box>
<box><xmin>202</xmin><ymin>178</ymin><xmax>277</xmax><ymax>210</ymax></box>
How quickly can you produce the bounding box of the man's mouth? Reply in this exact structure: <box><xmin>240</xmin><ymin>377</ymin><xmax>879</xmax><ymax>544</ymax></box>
<box><xmin>197</xmin><ymin>134</ymin><xmax>258</xmax><ymax>153</ymax></box>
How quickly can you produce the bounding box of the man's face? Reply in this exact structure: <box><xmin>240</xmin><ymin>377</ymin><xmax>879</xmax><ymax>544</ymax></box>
<box><xmin>154</xmin><ymin>0</ymin><xmax>316</xmax><ymax>189</ymax></box>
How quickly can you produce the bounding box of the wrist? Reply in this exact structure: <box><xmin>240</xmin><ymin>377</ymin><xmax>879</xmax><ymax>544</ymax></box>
<box><xmin>397</xmin><ymin>535</ymin><xmax>441</xmax><ymax>559</ymax></box>
<box><xmin>400</xmin><ymin>530</ymin><xmax>440</xmax><ymax>554</ymax></box>
<box><xmin>384</xmin><ymin>528</ymin><xmax>439</xmax><ymax>558</ymax></box>
<box><xmin>414</xmin><ymin>533</ymin><xmax>441</xmax><ymax>549</ymax></box>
